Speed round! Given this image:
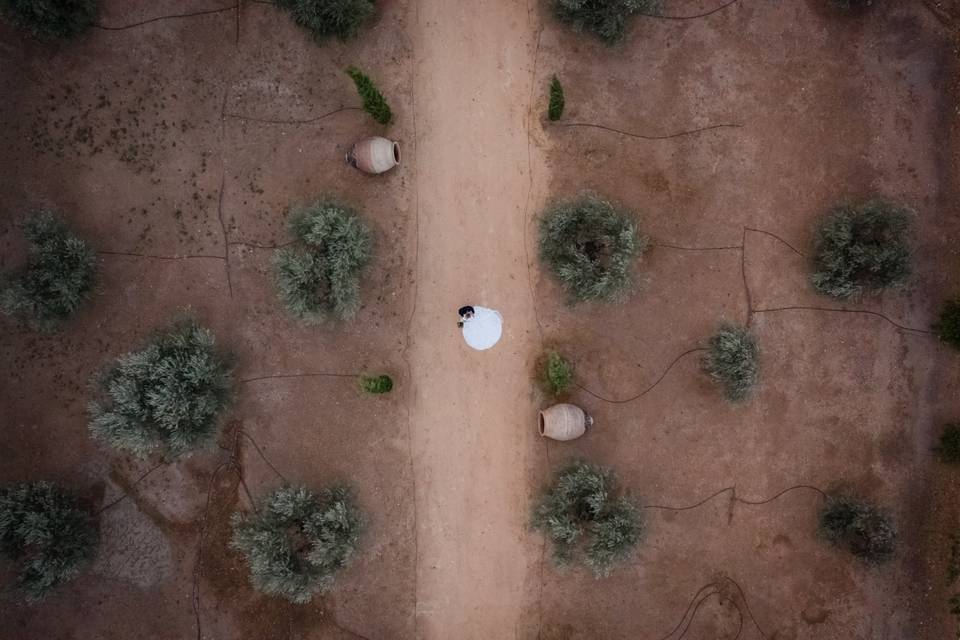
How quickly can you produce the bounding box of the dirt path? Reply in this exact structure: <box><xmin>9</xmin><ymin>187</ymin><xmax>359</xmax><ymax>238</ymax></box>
<box><xmin>407</xmin><ymin>1</ymin><xmax>545</xmax><ymax>637</ymax></box>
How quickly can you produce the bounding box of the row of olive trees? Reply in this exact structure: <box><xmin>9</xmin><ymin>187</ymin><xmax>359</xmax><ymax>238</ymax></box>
<box><xmin>550</xmin><ymin>0</ymin><xmax>869</xmax><ymax>45</ymax></box>
<box><xmin>1</xmin><ymin>310</ymin><xmax>378</xmax><ymax>602</ymax></box>
<box><xmin>538</xmin><ymin>194</ymin><xmax>919</xmax><ymax>306</ymax></box>
<box><xmin>533</xmin><ymin>460</ymin><xmax>897</xmax><ymax>578</ymax></box>
<box><xmin>1</xmin><ymin>305</ymin><xmax>387</xmax><ymax>603</ymax></box>
<box><xmin>1</xmin><ymin>0</ymin><xmax>869</xmax><ymax>43</ymax></box>
<box><xmin>537</xmin><ymin>193</ymin><xmax>960</xmax><ymax>396</ymax></box>
<box><xmin>0</xmin><ymin>0</ymin><xmax>377</xmax><ymax>40</ymax></box>
<box><xmin>2</xmin><ymin>3</ymin><xmax>394</xmax><ymax>123</ymax></box>
<box><xmin>1</xmin><ymin>200</ymin><xmax>381</xmax><ymax>330</ymax></box>
<box><xmin>0</xmin><ymin>477</ymin><xmax>364</xmax><ymax>604</ymax></box>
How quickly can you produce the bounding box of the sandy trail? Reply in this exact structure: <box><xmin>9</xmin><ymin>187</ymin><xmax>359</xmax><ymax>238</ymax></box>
<box><xmin>407</xmin><ymin>1</ymin><xmax>544</xmax><ymax>637</ymax></box>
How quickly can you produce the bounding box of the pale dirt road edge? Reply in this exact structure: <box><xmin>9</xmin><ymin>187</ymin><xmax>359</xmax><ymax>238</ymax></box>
<box><xmin>404</xmin><ymin>0</ymin><xmax>551</xmax><ymax>637</ymax></box>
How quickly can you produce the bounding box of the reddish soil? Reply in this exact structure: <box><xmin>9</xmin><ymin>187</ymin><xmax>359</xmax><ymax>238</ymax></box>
<box><xmin>531</xmin><ymin>1</ymin><xmax>960</xmax><ymax>639</ymax></box>
<box><xmin>1</xmin><ymin>1</ymin><xmax>417</xmax><ymax>638</ymax></box>
<box><xmin>2</xmin><ymin>1</ymin><xmax>960</xmax><ymax>639</ymax></box>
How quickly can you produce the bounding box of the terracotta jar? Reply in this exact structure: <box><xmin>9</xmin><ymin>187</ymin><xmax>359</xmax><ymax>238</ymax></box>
<box><xmin>539</xmin><ymin>403</ymin><xmax>592</xmax><ymax>441</ymax></box>
<box><xmin>347</xmin><ymin>137</ymin><xmax>400</xmax><ymax>174</ymax></box>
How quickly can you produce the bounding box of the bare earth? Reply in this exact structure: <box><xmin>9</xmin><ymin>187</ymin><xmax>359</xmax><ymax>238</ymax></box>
<box><xmin>3</xmin><ymin>1</ymin><xmax>960</xmax><ymax>639</ymax></box>
<box><xmin>407</xmin><ymin>0</ymin><xmax>545</xmax><ymax>637</ymax></box>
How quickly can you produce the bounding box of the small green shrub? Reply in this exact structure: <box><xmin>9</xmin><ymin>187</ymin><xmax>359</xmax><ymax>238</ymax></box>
<box><xmin>532</xmin><ymin>461</ymin><xmax>642</xmax><ymax>576</ymax></box>
<box><xmin>346</xmin><ymin>66</ymin><xmax>392</xmax><ymax>125</ymax></box>
<box><xmin>937</xmin><ymin>299</ymin><xmax>960</xmax><ymax>350</ymax></box>
<box><xmin>810</xmin><ymin>200</ymin><xmax>912</xmax><ymax>299</ymax></box>
<box><xmin>273</xmin><ymin>200</ymin><xmax>373</xmax><ymax>322</ymax></box>
<box><xmin>0</xmin><ymin>212</ymin><xmax>96</xmax><ymax>331</ymax></box>
<box><xmin>231</xmin><ymin>485</ymin><xmax>363</xmax><ymax>603</ymax></box>
<box><xmin>360</xmin><ymin>374</ymin><xmax>393</xmax><ymax>394</ymax></box>
<box><xmin>937</xmin><ymin>423</ymin><xmax>960</xmax><ymax>465</ymax></box>
<box><xmin>275</xmin><ymin>0</ymin><xmax>375</xmax><ymax>39</ymax></box>
<box><xmin>548</xmin><ymin>75</ymin><xmax>565</xmax><ymax>121</ymax></box>
<box><xmin>89</xmin><ymin>321</ymin><xmax>233</xmax><ymax>459</ymax></box>
<box><xmin>542</xmin><ymin>350</ymin><xmax>574</xmax><ymax>397</ymax></box>
<box><xmin>0</xmin><ymin>481</ymin><xmax>98</xmax><ymax>601</ymax></box>
<box><xmin>818</xmin><ymin>495</ymin><xmax>896</xmax><ymax>563</ymax></box>
<box><xmin>0</xmin><ymin>0</ymin><xmax>98</xmax><ymax>40</ymax></box>
<box><xmin>552</xmin><ymin>0</ymin><xmax>661</xmax><ymax>44</ymax></box>
<box><xmin>538</xmin><ymin>194</ymin><xmax>646</xmax><ymax>303</ymax></box>
<box><xmin>702</xmin><ymin>323</ymin><xmax>759</xmax><ymax>402</ymax></box>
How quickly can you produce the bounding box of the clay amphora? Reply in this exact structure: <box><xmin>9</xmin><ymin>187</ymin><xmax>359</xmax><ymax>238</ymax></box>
<box><xmin>347</xmin><ymin>137</ymin><xmax>400</xmax><ymax>174</ymax></box>
<box><xmin>539</xmin><ymin>403</ymin><xmax>592</xmax><ymax>441</ymax></box>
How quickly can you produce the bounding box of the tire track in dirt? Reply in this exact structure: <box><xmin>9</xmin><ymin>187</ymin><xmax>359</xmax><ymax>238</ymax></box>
<box><xmin>654</xmin><ymin>575</ymin><xmax>767</xmax><ymax>640</ymax></box>
<box><xmin>407</xmin><ymin>1</ymin><xmax>546</xmax><ymax>636</ymax></box>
